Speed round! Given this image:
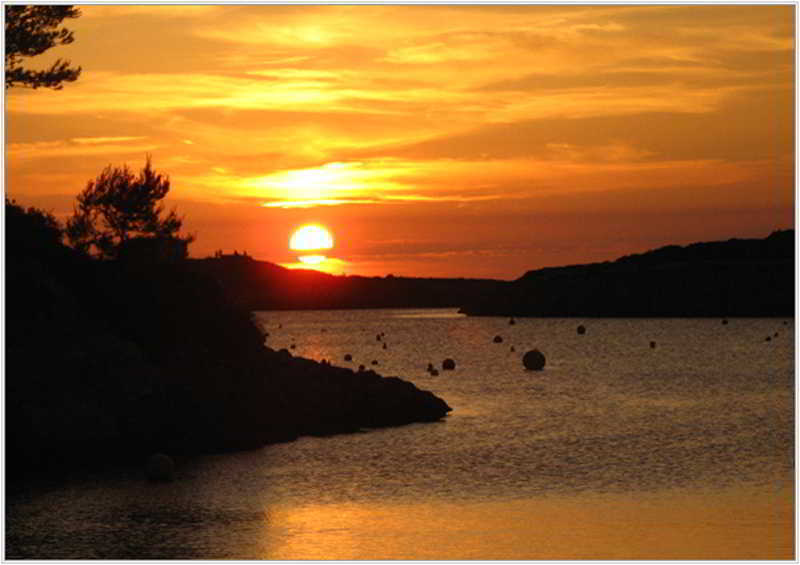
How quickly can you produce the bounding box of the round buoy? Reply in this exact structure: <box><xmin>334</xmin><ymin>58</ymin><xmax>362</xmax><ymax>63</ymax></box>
<box><xmin>722</xmin><ymin>319</ymin><xmax>729</xmax><ymax>325</ymax></box>
<box><xmin>577</xmin><ymin>325</ymin><xmax>586</xmax><ymax>335</ymax></box>
<box><xmin>358</xmin><ymin>364</ymin><xmax>365</xmax><ymax>372</ymax></box>
<box><xmin>765</xmin><ymin>336</ymin><xmax>772</xmax><ymax>342</ymax></box>
<box><xmin>344</xmin><ymin>353</ymin><xmax>352</xmax><ymax>361</ymax></box>
<box><xmin>509</xmin><ymin>318</ymin><xmax>516</xmax><ymax>325</ymax></box>
<box><xmin>442</xmin><ymin>358</ymin><xmax>456</xmax><ymax>370</ymax></box>
<box><xmin>493</xmin><ymin>335</ymin><xmax>503</xmax><ymax>343</ymax></box>
<box><xmin>523</xmin><ymin>349</ymin><xmax>546</xmax><ymax>371</ymax></box>
<box><xmin>290</xmin><ymin>343</ymin><xmax>296</xmax><ymax>349</ymax></box>
<box><xmin>146</xmin><ymin>453</ymin><xmax>175</xmax><ymax>482</ymax></box>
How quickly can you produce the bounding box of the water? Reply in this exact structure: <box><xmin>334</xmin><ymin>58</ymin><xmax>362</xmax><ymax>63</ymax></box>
<box><xmin>6</xmin><ymin>310</ymin><xmax>794</xmax><ymax>559</ymax></box>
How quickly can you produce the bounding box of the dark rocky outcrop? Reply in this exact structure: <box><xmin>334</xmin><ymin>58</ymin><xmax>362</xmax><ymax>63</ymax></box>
<box><xmin>460</xmin><ymin>230</ymin><xmax>794</xmax><ymax>317</ymax></box>
<box><xmin>5</xmin><ymin>200</ymin><xmax>451</xmax><ymax>483</ymax></box>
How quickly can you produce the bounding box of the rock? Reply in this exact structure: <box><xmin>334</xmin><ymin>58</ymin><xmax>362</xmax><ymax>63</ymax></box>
<box><xmin>523</xmin><ymin>349</ymin><xmax>546</xmax><ymax>371</ymax></box>
<box><xmin>493</xmin><ymin>335</ymin><xmax>503</xmax><ymax>343</ymax></box>
<box><xmin>577</xmin><ymin>325</ymin><xmax>586</xmax><ymax>335</ymax></box>
<box><xmin>442</xmin><ymin>358</ymin><xmax>456</xmax><ymax>370</ymax></box>
<box><xmin>344</xmin><ymin>353</ymin><xmax>352</xmax><ymax>361</ymax></box>
<box><xmin>146</xmin><ymin>453</ymin><xmax>175</xmax><ymax>482</ymax></box>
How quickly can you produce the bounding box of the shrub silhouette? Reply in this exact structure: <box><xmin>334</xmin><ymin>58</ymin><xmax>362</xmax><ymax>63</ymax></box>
<box><xmin>66</xmin><ymin>157</ymin><xmax>193</xmax><ymax>259</ymax></box>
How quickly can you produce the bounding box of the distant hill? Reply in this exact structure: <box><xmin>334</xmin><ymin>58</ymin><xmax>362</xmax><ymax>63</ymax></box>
<box><xmin>459</xmin><ymin>230</ymin><xmax>794</xmax><ymax>317</ymax></box>
<box><xmin>185</xmin><ymin>255</ymin><xmax>509</xmax><ymax>311</ymax></box>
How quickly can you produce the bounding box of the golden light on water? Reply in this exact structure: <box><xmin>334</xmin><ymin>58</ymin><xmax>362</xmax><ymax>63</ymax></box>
<box><xmin>298</xmin><ymin>254</ymin><xmax>327</xmax><ymax>265</ymax></box>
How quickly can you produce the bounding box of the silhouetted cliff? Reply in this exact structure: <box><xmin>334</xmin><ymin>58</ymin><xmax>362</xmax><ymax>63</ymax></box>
<box><xmin>185</xmin><ymin>255</ymin><xmax>508</xmax><ymax>311</ymax></box>
<box><xmin>460</xmin><ymin>230</ymin><xmax>794</xmax><ymax>317</ymax></box>
<box><xmin>5</xmin><ymin>201</ymin><xmax>450</xmax><ymax>482</ymax></box>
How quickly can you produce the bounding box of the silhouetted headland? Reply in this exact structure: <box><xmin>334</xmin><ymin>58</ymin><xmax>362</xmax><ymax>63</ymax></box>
<box><xmin>6</xmin><ymin>200</ymin><xmax>450</xmax><ymax>483</ymax></box>
<box><xmin>186</xmin><ymin>253</ymin><xmax>507</xmax><ymax>311</ymax></box>
<box><xmin>460</xmin><ymin>230</ymin><xmax>794</xmax><ymax>317</ymax></box>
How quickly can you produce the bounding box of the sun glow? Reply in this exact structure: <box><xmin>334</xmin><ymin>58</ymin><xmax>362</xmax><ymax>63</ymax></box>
<box><xmin>290</xmin><ymin>224</ymin><xmax>334</xmax><ymax>251</ymax></box>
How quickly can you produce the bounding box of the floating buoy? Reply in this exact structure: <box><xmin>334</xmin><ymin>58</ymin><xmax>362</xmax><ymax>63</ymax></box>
<box><xmin>371</xmin><ymin>360</ymin><xmax>379</xmax><ymax>365</ymax></box>
<box><xmin>146</xmin><ymin>453</ymin><xmax>175</xmax><ymax>482</ymax></box>
<box><xmin>382</xmin><ymin>342</ymin><xmax>387</xmax><ymax>349</ymax></box>
<box><xmin>577</xmin><ymin>325</ymin><xmax>586</xmax><ymax>335</ymax></box>
<box><xmin>774</xmin><ymin>332</ymin><xmax>779</xmax><ymax>337</ymax></box>
<box><xmin>722</xmin><ymin>319</ymin><xmax>728</xmax><ymax>325</ymax></box>
<box><xmin>376</xmin><ymin>334</ymin><xmax>382</xmax><ymax>341</ymax></box>
<box><xmin>430</xmin><ymin>369</ymin><xmax>439</xmax><ymax>376</ymax></box>
<box><xmin>290</xmin><ymin>343</ymin><xmax>296</xmax><ymax>349</ymax></box>
<box><xmin>358</xmin><ymin>364</ymin><xmax>365</xmax><ymax>372</ymax></box>
<box><xmin>493</xmin><ymin>335</ymin><xmax>503</xmax><ymax>343</ymax></box>
<box><xmin>650</xmin><ymin>341</ymin><xmax>656</xmax><ymax>349</ymax></box>
<box><xmin>523</xmin><ymin>349</ymin><xmax>546</xmax><ymax>371</ymax></box>
<box><xmin>509</xmin><ymin>318</ymin><xmax>516</xmax><ymax>325</ymax></box>
<box><xmin>442</xmin><ymin>358</ymin><xmax>456</xmax><ymax>370</ymax></box>
<box><xmin>765</xmin><ymin>336</ymin><xmax>772</xmax><ymax>342</ymax></box>
<box><xmin>426</xmin><ymin>363</ymin><xmax>434</xmax><ymax>372</ymax></box>
<box><xmin>510</xmin><ymin>346</ymin><xmax>515</xmax><ymax>352</ymax></box>
<box><xmin>344</xmin><ymin>353</ymin><xmax>352</xmax><ymax>361</ymax></box>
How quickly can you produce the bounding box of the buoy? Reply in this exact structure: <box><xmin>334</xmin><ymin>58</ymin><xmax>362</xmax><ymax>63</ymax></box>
<box><xmin>290</xmin><ymin>343</ymin><xmax>296</xmax><ymax>349</ymax></box>
<box><xmin>430</xmin><ymin>369</ymin><xmax>439</xmax><ymax>376</ymax></box>
<box><xmin>577</xmin><ymin>325</ymin><xmax>586</xmax><ymax>335</ymax></box>
<box><xmin>509</xmin><ymin>318</ymin><xmax>516</xmax><ymax>325</ymax></box>
<box><xmin>426</xmin><ymin>363</ymin><xmax>434</xmax><ymax>372</ymax></box>
<box><xmin>774</xmin><ymin>332</ymin><xmax>779</xmax><ymax>337</ymax></box>
<box><xmin>344</xmin><ymin>353</ymin><xmax>352</xmax><ymax>361</ymax></box>
<box><xmin>493</xmin><ymin>335</ymin><xmax>503</xmax><ymax>343</ymax></box>
<box><xmin>650</xmin><ymin>341</ymin><xmax>656</xmax><ymax>349</ymax></box>
<box><xmin>442</xmin><ymin>358</ymin><xmax>456</xmax><ymax>370</ymax></box>
<box><xmin>146</xmin><ymin>453</ymin><xmax>175</xmax><ymax>482</ymax></box>
<box><xmin>376</xmin><ymin>334</ymin><xmax>382</xmax><ymax>341</ymax></box>
<box><xmin>510</xmin><ymin>346</ymin><xmax>515</xmax><ymax>352</ymax></box>
<box><xmin>358</xmin><ymin>364</ymin><xmax>365</xmax><ymax>372</ymax></box>
<box><xmin>765</xmin><ymin>336</ymin><xmax>772</xmax><ymax>342</ymax></box>
<box><xmin>382</xmin><ymin>342</ymin><xmax>387</xmax><ymax>349</ymax></box>
<box><xmin>371</xmin><ymin>360</ymin><xmax>379</xmax><ymax>365</ymax></box>
<box><xmin>722</xmin><ymin>319</ymin><xmax>728</xmax><ymax>325</ymax></box>
<box><xmin>523</xmin><ymin>349</ymin><xmax>546</xmax><ymax>371</ymax></box>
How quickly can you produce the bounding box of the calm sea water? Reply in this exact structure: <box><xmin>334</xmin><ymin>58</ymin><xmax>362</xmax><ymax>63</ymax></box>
<box><xmin>6</xmin><ymin>310</ymin><xmax>795</xmax><ymax>559</ymax></box>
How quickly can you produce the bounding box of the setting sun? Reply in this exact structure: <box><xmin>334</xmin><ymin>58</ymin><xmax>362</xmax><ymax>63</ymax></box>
<box><xmin>290</xmin><ymin>224</ymin><xmax>334</xmax><ymax>251</ymax></box>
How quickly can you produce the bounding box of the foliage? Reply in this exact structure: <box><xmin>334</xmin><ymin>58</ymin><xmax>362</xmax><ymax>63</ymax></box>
<box><xmin>65</xmin><ymin>157</ymin><xmax>194</xmax><ymax>259</ymax></box>
<box><xmin>5</xmin><ymin>5</ymin><xmax>82</xmax><ymax>89</ymax></box>
<box><xmin>5</xmin><ymin>197</ymin><xmax>63</xmax><ymax>253</ymax></box>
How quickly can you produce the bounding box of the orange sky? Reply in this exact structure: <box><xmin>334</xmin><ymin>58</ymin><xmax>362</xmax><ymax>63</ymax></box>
<box><xmin>5</xmin><ymin>4</ymin><xmax>795</xmax><ymax>279</ymax></box>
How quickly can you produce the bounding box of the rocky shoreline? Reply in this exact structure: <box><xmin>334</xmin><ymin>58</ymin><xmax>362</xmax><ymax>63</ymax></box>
<box><xmin>5</xmin><ymin>199</ymin><xmax>451</xmax><ymax>483</ymax></box>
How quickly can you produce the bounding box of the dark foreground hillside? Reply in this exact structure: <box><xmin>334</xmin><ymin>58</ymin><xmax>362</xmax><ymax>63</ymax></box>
<box><xmin>461</xmin><ymin>230</ymin><xmax>794</xmax><ymax>317</ymax></box>
<box><xmin>5</xmin><ymin>202</ymin><xmax>450</xmax><ymax>483</ymax></box>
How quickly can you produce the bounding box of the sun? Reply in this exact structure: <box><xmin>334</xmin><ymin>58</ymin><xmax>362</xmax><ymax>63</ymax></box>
<box><xmin>290</xmin><ymin>224</ymin><xmax>334</xmax><ymax>251</ymax></box>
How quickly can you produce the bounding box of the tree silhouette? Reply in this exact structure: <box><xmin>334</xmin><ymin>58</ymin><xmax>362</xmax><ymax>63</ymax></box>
<box><xmin>66</xmin><ymin>157</ymin><xmax>194</xmax><ymax>259</ymax></box>
<box><xmin>5</xmin><ymin>5</ymin><xmax>82</xmax><ymax>89</ymax></box>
